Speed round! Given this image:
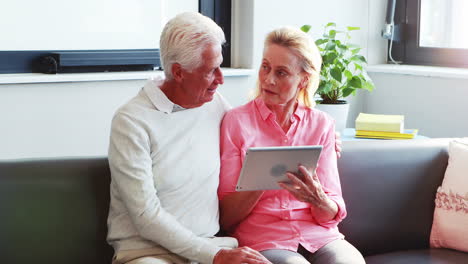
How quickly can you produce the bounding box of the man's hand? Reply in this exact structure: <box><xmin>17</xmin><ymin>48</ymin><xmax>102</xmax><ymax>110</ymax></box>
<box><xmin>335</xmin><ymin>131</ymin><xmax>342</xmax><ymax>158</ymax></box>
<box><xmin>213</xmin><ymin>247</ymin><xmax>272</xmax><ymax>264</ymax></box>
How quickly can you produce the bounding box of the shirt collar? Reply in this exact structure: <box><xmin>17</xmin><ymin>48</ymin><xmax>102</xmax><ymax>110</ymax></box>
<box><xmin>143</xmin><ymin>76</ymin><xmax>186</xmax><ymax>113</ymax></box>
<box><xmin>254</xmin><ymin>98</ymin><xmax>306</xmax><ymax>121</ymax></box>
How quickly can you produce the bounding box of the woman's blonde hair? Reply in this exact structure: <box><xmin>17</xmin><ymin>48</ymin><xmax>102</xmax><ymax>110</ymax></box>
<box><xmin>253</xmin><ymin>27</ymin><xmax>322</xmax><ymax>107</ymax></box>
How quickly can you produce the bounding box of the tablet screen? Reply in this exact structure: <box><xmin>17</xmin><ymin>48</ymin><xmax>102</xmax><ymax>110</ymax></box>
<box><xmin>235</xmin><ymin>145</ymin><xmax>322</xmax><ymax>191</ymax></box>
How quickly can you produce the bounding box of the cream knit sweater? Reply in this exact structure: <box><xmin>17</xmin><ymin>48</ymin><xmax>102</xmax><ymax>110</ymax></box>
<box><xmin>107</xmin><ymin>78</ymin><xmax>232</xmax><ymax>264</ymax></box>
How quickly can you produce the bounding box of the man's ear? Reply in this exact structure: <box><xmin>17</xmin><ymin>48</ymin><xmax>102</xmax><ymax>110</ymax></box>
<box><xmin>171</xmin><ymin>63</ymin><xmax>184</xmax><ymax>82</ymax></box>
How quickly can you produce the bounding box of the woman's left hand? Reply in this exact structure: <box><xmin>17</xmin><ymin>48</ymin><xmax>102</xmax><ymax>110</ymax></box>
<box><xmin>278</xmin><ymin>165</ymin><xmax>328</xmax><ymax>205</ymax></box>
<box><xmin>278</xmin><ymin>165</ymin><xmax>339</xmax><ymax>222</ymax></box>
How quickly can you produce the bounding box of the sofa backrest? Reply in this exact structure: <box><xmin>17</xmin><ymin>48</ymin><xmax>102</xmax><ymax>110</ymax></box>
<box><xmin>0</xmin><ymin>157</ymin><xmax>114</xmax><ymax>264</ymax></box>
<box><xmin>338</xmin><ymin>139</ymin><xmax>450</xmax><ymax>256</ymax></box>
<box><xmin>0</xmin><ymin>139</ymin><xmax>451</xmax><ymax>262</ymax></box>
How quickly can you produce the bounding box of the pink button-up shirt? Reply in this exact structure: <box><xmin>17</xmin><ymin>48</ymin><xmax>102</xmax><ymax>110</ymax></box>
<box><xmin>218</xmin><ymin>98</ymin><xmax>346</xmax><ymax>253</ymax></box>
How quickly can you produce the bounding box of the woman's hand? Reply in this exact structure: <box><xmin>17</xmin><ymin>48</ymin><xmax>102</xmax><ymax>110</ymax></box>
<box><xmin>278</xmin><ymin>165</ymin><xmax>327</xmax><ymax>204</ymax></box>
<box><xmin>335</xmin><ymin>131</ymin><xmax>342</xmax><ymax>158</ymax></box>
<box><xmin>278</xmin><ymin>165</ymin><xmax>338</xmax><ymax>222</ymax></box>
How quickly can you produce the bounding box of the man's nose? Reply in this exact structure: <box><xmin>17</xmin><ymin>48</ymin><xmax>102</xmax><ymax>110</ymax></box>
<box><xmin>215</xmin><ymin>67</ymin><xmax>224</xmax><ymax>85</ymax></box>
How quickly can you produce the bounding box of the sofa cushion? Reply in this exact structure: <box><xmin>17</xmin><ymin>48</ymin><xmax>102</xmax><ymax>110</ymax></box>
<box><xmin>0</xmin><ymin>158</ymin><xmax>114</xmax><ymax>264</ymax></box>
<box><xmin>338</xmin><ymin>139</ymin><xmax>450</xmax><ymax>256</ymax></box>
<box><xmin>430</xmin><ymin>139</ymin><xmax>468</xmax><ymax>252</ymax></box>
<box><xmin>365</xmin><ymin>249</ymin><xmax>468</xmax><ymax>264</ymax></box>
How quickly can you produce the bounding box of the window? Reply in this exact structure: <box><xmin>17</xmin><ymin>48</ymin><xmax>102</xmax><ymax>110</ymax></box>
<box><xmin>0</xmin><ymin>0</ymin><xmax>232</xmax><ymax>74</ymax></box>
<box><xmin>392</xmin><ymin>0</ymin><xmax>468</xmax><ymax>68</ymax></box>
<box><xmin>0</xmin><ymin>0</ymin><xmax>164</xmax><ymax>74</ymax></box>
<box><xmin>199</xmin><ymin>0</ymin><xmax>232</xmax><ymax>67</ymax></box>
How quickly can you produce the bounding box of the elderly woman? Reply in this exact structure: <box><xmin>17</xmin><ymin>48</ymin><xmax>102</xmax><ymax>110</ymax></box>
<box><xmin>218</xmin><ymin>27</ymin><xmax>365</xmax><ymax>264</ymax></box>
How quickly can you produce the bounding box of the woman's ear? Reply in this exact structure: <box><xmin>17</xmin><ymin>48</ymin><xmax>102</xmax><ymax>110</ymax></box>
<box><xmin>299</xmin><ymin>75</ymin><xmax>309</xmax><ymax>90</ymax></box>
<box><xmin>171</xmin><ymin>63</ymin><xmax>184</xmax><ymax>82</ymax></box>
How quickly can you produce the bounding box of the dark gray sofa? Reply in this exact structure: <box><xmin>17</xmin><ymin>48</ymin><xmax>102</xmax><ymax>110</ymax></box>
<box><xmin>0</xmin><ymin>139</ymin><xmax>467</xmax><ymax>264</ymax></box>
<box><xmin>338</xmin><ymin>139</ymin><xmax>467</xmax><ymax>263</ymax></box>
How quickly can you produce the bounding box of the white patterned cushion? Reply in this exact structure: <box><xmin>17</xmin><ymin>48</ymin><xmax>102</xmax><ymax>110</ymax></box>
<box><xmin>430</xmin><ymin>138</ymin><xmax>468</xmax><ymax>252</ymax></box>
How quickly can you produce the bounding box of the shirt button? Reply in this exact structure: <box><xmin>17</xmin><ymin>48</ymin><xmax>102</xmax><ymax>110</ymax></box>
<box><xmin>285</xmin><ymin>216</ymin><xmax>289</xmax><ymax>220</ymax></box>
<box><xmin>284</xmin><ymin>138</ymin><xmax>288</xmax><ymax>143</ymax></box>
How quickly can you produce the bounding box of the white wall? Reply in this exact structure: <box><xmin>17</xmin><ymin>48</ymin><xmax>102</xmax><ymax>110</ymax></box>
<box><xmin>4</xmin><ymin>0</ymin><xmax>465</xmax><ymax>159</ymax></box>
<box><xmin>0</xmin><ymin>80</ymin><xmax>143</xmax><ymax>159</ymax></box>
<box><xmin>0</xmin><ymin>75</ymin><xmax>249</xmax><ymax>160</ymax></box>
<box><xmin>232</xmin><ymin>0</ymin><xmax>387</xmax><ymax>127</ymax></box>
<box><xmin>366</xmin><ymin>72</ymin><xmax>468</xmax><ymax>138</ymax></box>
<box><xmin>0</xmin><ymin>0</ymin><xmax>387</xmax><ymax>159</ymax></box>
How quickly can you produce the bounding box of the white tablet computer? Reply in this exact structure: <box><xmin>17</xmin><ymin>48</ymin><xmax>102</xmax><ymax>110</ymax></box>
<box><xmin>235</xmin><ymin>145</ymin><xmax>322</xmax><ymax>191</ymax></box>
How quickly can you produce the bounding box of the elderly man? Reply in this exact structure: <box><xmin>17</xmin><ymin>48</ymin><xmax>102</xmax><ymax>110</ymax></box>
<box><xmin>107</xmin><ymin>12</ymin><xmax>271</xmax><ymax>264</ymax></box>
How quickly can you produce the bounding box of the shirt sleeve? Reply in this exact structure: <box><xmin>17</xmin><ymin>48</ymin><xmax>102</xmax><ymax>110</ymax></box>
<box><xmin>314</xmin><ymin>119</ymin><xmax>347</xmax><ymax>228</ymax></box>
<box><xmin>218</xmin><ymin>112</ymin><xmax>243</xmax><ymax>201</ymax></box>
<box><xmin>108</xmin><ymin>112</ymin><xmax>220</xmax><ymax>264</ymax></box>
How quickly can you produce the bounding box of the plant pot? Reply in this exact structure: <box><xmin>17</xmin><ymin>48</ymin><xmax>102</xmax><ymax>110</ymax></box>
<box><xmin>315</xmin><ymin>100</ymin><xmax>349</xmax><ymax>133</ymax></box>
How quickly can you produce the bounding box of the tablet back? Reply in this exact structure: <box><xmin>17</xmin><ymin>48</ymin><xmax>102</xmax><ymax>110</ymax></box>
<box><xmin>236</xmin><ymin>145</ymin><xmax>322</xmax><ymax>191</ymax></box>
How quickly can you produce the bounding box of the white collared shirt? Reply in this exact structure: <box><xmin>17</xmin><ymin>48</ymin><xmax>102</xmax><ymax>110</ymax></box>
<box><xmin>142</xmin><ymin>77</ymin><xmax>187</xmax><ymax>113</ymax></box>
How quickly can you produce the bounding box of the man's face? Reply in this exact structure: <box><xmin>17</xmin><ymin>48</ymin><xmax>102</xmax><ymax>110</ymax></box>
<box><xmin>180</xmin><ymin>44</ymin><xmax>224</xmax><ymax>107</ymax></box>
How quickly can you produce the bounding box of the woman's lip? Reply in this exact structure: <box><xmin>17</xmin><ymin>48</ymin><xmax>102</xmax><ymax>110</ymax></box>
<box><xmin>263</xmin><ymin>88</ymin><xmax>277</xmax><ymax>95</ymax></box>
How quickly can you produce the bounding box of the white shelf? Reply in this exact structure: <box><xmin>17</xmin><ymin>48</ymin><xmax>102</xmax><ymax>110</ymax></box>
<box><xmin>367</xmin><ymin>64</ymin><xmax>468</xmax><ymax>80</ymax></box>
<box><xmin>0</xmin><ymin>68</ymin><xmax>255</xmax><ymax>84</ymax></box>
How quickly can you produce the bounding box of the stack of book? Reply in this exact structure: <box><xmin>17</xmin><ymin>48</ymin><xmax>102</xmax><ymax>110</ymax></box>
<box><xmin>355</xmin><ymin>113</ymin><xmax>418</xmax><ymax>139</ymax></box>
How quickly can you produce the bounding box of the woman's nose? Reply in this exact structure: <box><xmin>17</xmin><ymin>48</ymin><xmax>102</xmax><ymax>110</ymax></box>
<box><xmin>265</xmin><ymin>71</ymin><xmax>275</xmax><ymax>85</ymax></box>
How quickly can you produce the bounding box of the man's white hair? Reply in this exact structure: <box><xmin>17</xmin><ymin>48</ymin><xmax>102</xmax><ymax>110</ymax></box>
<box><xmin>160</xmin><ymin>12</ymin><xmax>225</xmax><ymax>79</ymax></box>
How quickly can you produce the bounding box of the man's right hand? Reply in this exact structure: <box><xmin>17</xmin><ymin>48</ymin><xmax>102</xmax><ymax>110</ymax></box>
<box><xmin>213</xmin><ymin>247</ymin><xmax>272</xmax><ymax>264</ymax></box>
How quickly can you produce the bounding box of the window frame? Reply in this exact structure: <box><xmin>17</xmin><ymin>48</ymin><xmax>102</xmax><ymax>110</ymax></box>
<box><xmin>199</xmin><ymin>0</ymin><xmax>232</xmax><ymax>68</ymax></box>
<box><xmin>392</xmin><ymin>0</ymin><xmax>468</xmax><ymax>68</ymax></box>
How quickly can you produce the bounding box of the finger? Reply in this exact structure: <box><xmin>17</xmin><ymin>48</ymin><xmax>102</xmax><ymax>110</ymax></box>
<box><xmin>286</xmin><ymin>172</ymin><xmax>308</xmax><ymax>189</ymax></box>
<box><xmin>278</xmin><ymin>182</ymin><xmax>309</xmax><ymax>202</ymax></box>
<box><xmin>298</xmin><ymin>166</ymin><xmax>314</xmax><ymax>186</ymax></box>
<box><xmin>245</xmin><ymin>258</ymin><xmax>272</xmax><ymax>264</ymax></box>
<box><xmin>305</xmin><ymin>167</ymin><xmax>320</xmax><ymax>183</ymax></box>
<box><xmin>336</xmin><ymin>143</ymin><xmax>342</xmax><ymax>151</ymax></box>
<box><xmin>240</xmin><ymin>247</ymin><xmax>272</xmax><ymax>264</ymax></box>
<box><xmin>302</xmin><ymin>169</ymin><xmax>323</xmax><ymax>195</ymax></box>
<box><xmin>277</xmin><ymin>183</ymin><xmax>306</xmax><ymax>201</ymax></box>
<box><xmin>298</xmin><ymin>166</ymin><xmax>316</xmax><ymax>184</ymax></box>
<box><xmin>335</xmin><ymin>131</ymin><xmax>343</xmax><ymax>158</ymax></box>
<box><xmin>243</xmin><ymin>257</ymin><xmax>272</xmax><ymax>264</ymax></box>
<box><xmin>277</xmin><ymin>182</ymin><xmax>299</xmax><ymax>194</ymax></box>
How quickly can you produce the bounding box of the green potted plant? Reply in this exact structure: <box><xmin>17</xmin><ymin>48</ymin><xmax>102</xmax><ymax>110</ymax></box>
<box><xmin>300</xmin><ymin>22</ymin><xmax>374</xmax><ymax>132</ymax></box>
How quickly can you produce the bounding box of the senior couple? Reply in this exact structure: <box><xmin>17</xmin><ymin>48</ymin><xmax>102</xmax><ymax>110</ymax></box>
<box><xmin>107</xmin><ymin>12</ymin><xmax>365</xmax><ymax>264</ymax></box>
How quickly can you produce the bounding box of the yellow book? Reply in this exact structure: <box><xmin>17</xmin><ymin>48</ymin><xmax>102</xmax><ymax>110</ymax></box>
<box><xmin>355</xmin><ymin>129</ymin><xmax>418</xmax><ymax>139</ymax></box>
<box><xmin>355</xmin><ymin>135</ymin><xmax>412</xmax><ymax>140</ymax></box>
<box><xmin>355</xmin><ymin>113</ymin><xmax>404</xmax><ymax>133</ymax></box>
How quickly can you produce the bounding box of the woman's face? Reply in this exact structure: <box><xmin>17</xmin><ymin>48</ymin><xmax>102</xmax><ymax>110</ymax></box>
<box><xmin>259</xmin><ymin>44</ymin><xmax>306</xmax><ymax>107</ymax></box>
